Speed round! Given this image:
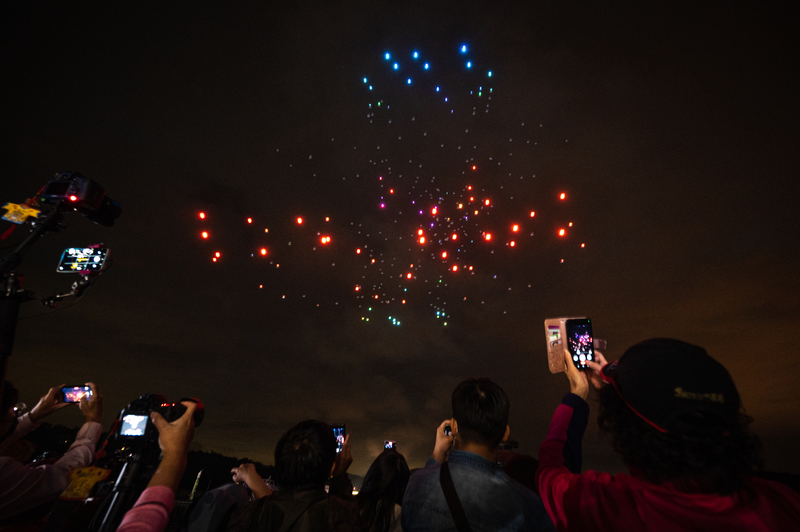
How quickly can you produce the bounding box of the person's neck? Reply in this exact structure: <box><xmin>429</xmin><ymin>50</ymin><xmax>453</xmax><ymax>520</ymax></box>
<box><xmin>454</xmin><ymin>440</ymin><xmax>497</xmax><ymax>463</ymax></box>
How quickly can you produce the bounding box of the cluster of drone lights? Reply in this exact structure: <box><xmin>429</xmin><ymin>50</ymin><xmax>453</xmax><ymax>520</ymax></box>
<box><xmin>191</xmin><ymin>44</ymin><xmax>588</xmax><ymax>327</ymax></box>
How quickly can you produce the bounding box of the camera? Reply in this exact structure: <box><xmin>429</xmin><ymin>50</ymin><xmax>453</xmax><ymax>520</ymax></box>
<box><xmin>40</xmin><ymin>172</ymin><xmax>121</xmax><ymax>227</ymax></box>
<box><xmin>110</xmin><ymin>394</ymin><xmax>204</xmax><ymax>449</ymax></box>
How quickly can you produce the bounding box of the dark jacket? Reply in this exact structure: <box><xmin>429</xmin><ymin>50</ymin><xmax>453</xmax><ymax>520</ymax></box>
<box><xmin>247</xmin><ymin>488</ymin><xmax>364</xmax><ymax>532</ymax></box>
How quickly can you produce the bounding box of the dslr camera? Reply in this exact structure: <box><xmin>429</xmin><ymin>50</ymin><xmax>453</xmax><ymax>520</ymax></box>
<box><xmin>110</xmin><ymin>393</ymin><xmax>204</xmax><ymax>451</ymax></box>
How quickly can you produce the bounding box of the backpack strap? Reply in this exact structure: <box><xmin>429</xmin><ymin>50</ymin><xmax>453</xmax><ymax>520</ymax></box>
<box><xmin>439</xmin><ymin>461</ymin><xmax>473</xmax><ymax>532</ymax></box>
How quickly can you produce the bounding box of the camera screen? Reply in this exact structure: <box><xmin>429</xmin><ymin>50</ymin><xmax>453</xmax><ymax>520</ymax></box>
<box><xmin>57</xmin><ymin>247</ymin><xmax>108</xmax><ymax>273</ymax></box>
<box><xmin>384</xmin><ymin>440</ymin><xmax>396</xmax><ymax>450</ymax></box>
<box><xmin>566</xmin><ymin>318</ymin><xmax>594</xmax><ymax>368</ymax></box>
<box><xmin>120</xmin><ymin>414</ymin><xmax>148</xmax><ymax>437</ymax></box>
<box><xmin>332</xmin><ymin>426</ymin><xmax>345</xmax><ymax>453</ymax></box>
<box><xmin>62</xmin><ymin>386</ymin><xmax>92</xmax><ymax>403</ymax></box>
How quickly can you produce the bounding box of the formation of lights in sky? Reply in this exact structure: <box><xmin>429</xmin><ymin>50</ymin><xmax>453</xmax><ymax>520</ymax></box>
<box><xmin>192</xmin><ymin>45</ymin><xmax>586</xmax><ymax>326</ymax></box>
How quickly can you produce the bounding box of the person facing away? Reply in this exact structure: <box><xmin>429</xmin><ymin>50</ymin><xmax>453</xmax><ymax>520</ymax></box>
<box><xmin>402</xmin><ymin>378</ymin><xmax>555</xmax><ymax>532</ymax></box>
<box><xmin>537</xmin><ymin>338</ymin><xmax>800</xmax><ymax>531</ymax></box>
<box><xmin>246</xmin><ymin>419</ymin><xmax>364</xmax><ymax>532</ymax></box>
<box><xmin>0</xmin><ymin>380</ymin><xmax>103</xmax><ymax>520</ymax></box>
<box><xmin>357</xmin><ymin>448</ymin><xmax>409</xmax><ymax>532</ymax></box>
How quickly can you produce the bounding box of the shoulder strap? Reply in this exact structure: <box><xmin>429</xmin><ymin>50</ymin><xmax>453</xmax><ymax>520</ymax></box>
<box><xmin>439</xmin><ymin>461</ymin><xmax>473</xmax><ymax>532</ymax></box>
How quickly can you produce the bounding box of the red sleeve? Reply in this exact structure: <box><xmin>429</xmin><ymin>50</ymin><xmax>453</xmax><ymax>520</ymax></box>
<box><xmin>536</xmin><ymin>393</ymin><xmax>592</xmax><ymax>531</ymax></box>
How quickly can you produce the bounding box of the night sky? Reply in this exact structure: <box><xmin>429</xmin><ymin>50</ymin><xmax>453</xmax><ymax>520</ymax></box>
<box><xmin>2</xmin><ymin>2</ymin><xmax>798</xmax><ymax>477</ymax></box>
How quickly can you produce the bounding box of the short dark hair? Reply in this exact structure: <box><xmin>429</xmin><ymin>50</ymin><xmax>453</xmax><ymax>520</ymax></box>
<box><xmin>451</xmin><ymin>378</ymin><xmax>509</xmax><ymax>448</ymax></box>
<box><xmin>274</xmin><ymin>420</ymin><xmax>337</xmax><ymax>491</ymax></box>
<box><xmin>597</xmin><ymin>384</ymin><xmax>762</xmax><ymax>494</ymax></box>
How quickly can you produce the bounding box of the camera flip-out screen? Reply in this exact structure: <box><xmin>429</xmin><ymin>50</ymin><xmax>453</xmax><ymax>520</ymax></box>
<box><xmin>120</xmin><ymin>414</ymin><xmax>148</xmax><ymax>437</ymax></box>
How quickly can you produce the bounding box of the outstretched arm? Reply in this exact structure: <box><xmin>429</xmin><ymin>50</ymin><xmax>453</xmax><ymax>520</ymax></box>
<box><xmin>232</xmin><ymin>463</ymin><xmax>272</xmax><ymax>499</ymax></box>
<box><xmin>117</xmin><ymin>401</ymin><xmax>196</xmax><ymax>532</ymax></box>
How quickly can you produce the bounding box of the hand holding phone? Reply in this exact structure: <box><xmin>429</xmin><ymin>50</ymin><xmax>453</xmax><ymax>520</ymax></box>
<box><xmin>544</xmin><ymin>317</ymin><xmax>600</xmax><ymax>373</ymax></box>
<box><xmin>28</xmin><ymin>385</ymin><xmax>73</xmax><ymax>423</ymax></box>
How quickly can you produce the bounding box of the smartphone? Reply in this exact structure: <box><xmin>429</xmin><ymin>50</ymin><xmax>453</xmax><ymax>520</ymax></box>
<box><xmin>384</xmin><ymin>440</ymin><xmax>397</xmax><ymax>450</ymax></box>
<box><xmin>444</xmin><ymin>424</ymin><xmax>452</xmax><ymax>436</ymax></box>
<box><xmin>120</xmin><ymin>414</ymin><xmax>149</xmax><ymax>437</ymax></box>
<box><xmin>332</xmin><ymin>424</ymin><xmax>346</xmax><ymax>453</ymax></box>
<box><xmin>61</xmin><ymin>385</ymin><xmax>92</xmax><ymax>403</ymax></box>
<box><xmin>57</xmin><ymin>247</ymin><xmax>109</xmax><ymax>273</ymax></box>
<box><xmin>565</xmin><ymin>318</ymin><xmax>594</xmax><ymax>369</ymax></box>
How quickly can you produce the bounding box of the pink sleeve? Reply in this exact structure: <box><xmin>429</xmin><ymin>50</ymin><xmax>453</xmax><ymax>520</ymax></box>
<box><xmin>537</xmin><ymin>403</ymin><xmax>581</xmax><ymax>530</ymax></box>
<box><xmin>0</xmin><ymin>413</ymin><xmax>39</xmax><ymax>453</ymax></box>
<box><xmin>117</xmin><ymin>486</ymin><xmax>176</xmax><ymax>532</ymax></box>
<box><xmin>0</xmin><ymin>420</ymin><xmax>102</xmax><ymax>519</ymax></box>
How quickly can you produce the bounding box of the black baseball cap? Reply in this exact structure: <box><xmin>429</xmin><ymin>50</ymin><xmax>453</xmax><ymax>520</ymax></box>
<box><xmin>601</xmin><ymin>339</ymin><xmax>741</xmax><ymax>436</ymax></box>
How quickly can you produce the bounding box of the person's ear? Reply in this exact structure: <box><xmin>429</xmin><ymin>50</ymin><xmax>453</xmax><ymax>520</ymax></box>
<box><xmin>502</xmin><ymin>425</ymin><xmax>511</xmax><ymax>442</ymax></box>
<box><xmin>451</xmin><ymin>418</ymin><xmax>458</xmax><ymax>434</ymax></box>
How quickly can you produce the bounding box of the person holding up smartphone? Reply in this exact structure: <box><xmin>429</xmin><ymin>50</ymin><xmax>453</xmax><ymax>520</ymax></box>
<box><xmin>0</xmin><ymin>381</ymin><xmax>103</xmax><ymax>520</ymax></box>
<box><xmin>536</xmin><ymin>339</ymin><xmax>800</xmax><ymax>531</ymax></box>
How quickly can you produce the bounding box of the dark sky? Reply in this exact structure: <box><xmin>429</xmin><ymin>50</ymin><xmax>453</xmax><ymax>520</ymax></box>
<box><xmin>2</xmin><ymin>2</ymin><xmax>798</xmax><ymax>476</ymax></box>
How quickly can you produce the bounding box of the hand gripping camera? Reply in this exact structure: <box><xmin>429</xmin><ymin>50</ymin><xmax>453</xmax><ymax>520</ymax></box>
<box><xmin>110</xmin><ymin>394</ymin><xmax>204</xmax><ymax>451</ymax></box>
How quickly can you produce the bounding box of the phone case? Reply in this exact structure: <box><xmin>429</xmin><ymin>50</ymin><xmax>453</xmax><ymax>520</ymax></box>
<box><xmin>544</xmin><ymin>317</ymin><xmax>587</xmax><ymax>374</ymax></box>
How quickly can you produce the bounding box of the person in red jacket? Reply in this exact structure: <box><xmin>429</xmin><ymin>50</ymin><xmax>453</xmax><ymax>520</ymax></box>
<box><xmin>537</xmin><ymin>338</ymin><xmax>800</xmax><ymax>531</ymax></box>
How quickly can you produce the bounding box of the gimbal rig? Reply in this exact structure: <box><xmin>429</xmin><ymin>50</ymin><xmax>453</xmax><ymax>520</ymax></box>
<box><xmin>0</xmin><ymin>172</ymin><xmax>121</xmax><ymax>397</ymax></box>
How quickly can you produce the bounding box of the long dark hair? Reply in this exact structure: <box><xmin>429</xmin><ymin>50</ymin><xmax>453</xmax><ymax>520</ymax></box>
<box><xmin>357</xmin><ymin>450</ymin><xmax>410</xmax><ymax>532</ymax></box>
<box><xmin>597</xmin><ymin>384</ymin><xmax>762</xmax><ymax>494</ymax></box>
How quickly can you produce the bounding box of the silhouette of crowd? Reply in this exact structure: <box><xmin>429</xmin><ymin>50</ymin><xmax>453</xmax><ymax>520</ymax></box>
<box><xmin>2</xmin><ymin>338</ymin><xmax>799</xmax><ymax>531</ymax></box>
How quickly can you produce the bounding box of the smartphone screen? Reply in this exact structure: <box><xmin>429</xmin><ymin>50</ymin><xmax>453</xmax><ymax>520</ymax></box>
<box><xmin>61</xmin><ymin>386</ymin><xmax>92</xmax><ymax>403</ymax></box>
<box><xmin>120</xmin><ymin>414</ymin><xmax>148</xmax><ymax>437</ymax></box>
<box><xmin>565</xmin><ymin>318</ymin><xmax>594</xmax><ymax>369</ymax></box>
<box><xmin>332</xmin><ymin>425</ymin><xmax>346</xmax><ymax>453</ymax></box>
<box><xmin>384</xmin><ymin>440</ymin><xmax>396</xmax><ymax>450</ymax></box>
<box><xmin>57</xmin><ymin>247</ymin><xmax>109</xmax><ymax>273</ymax></box>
